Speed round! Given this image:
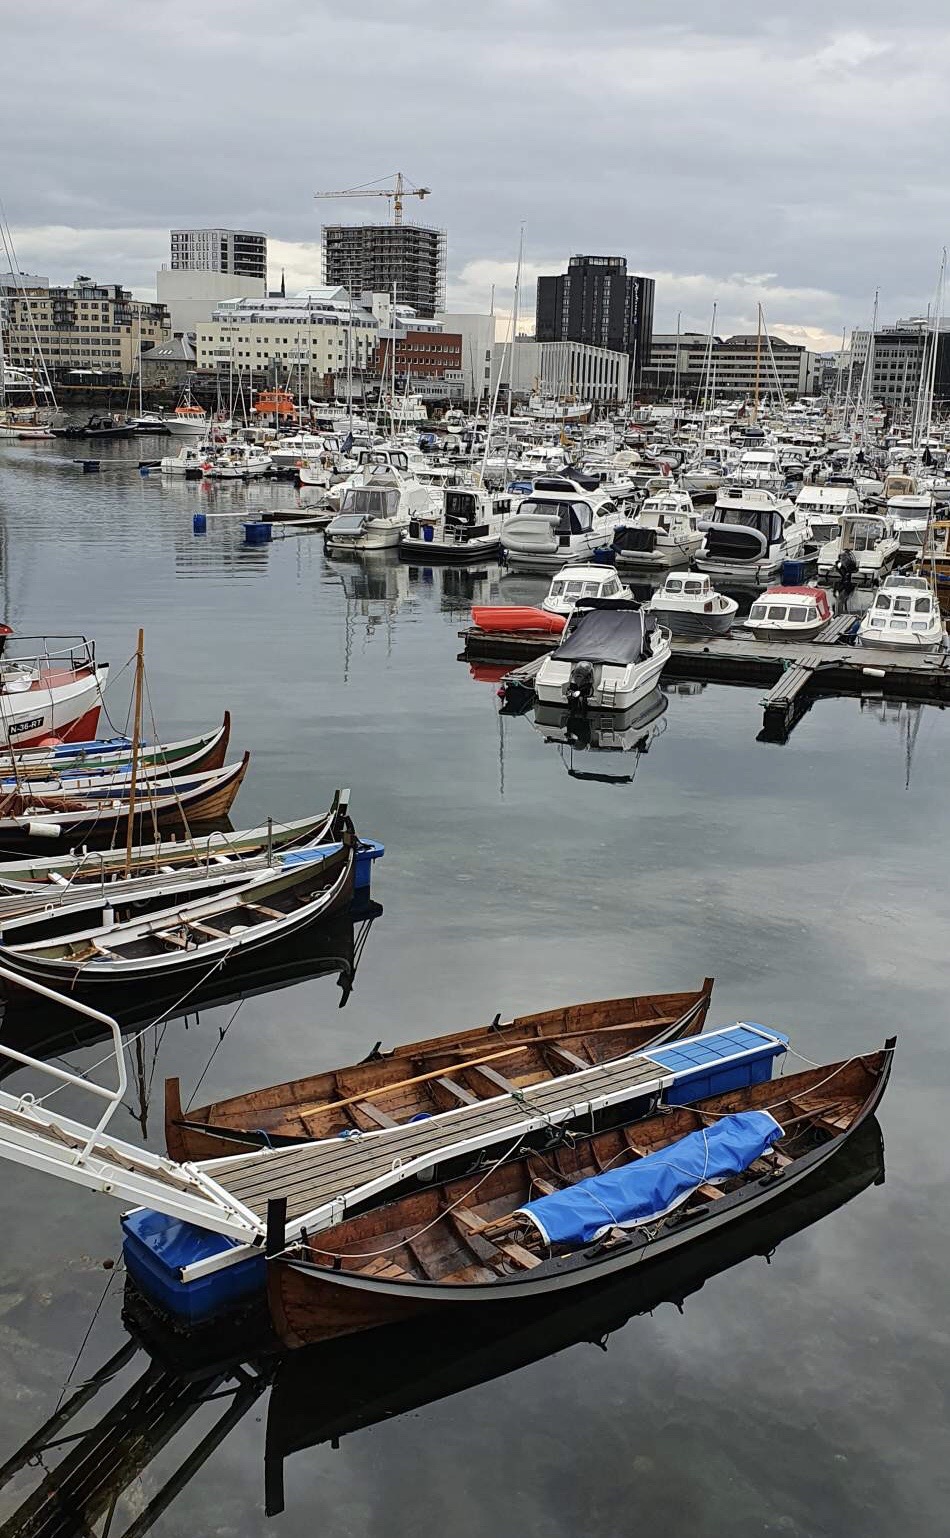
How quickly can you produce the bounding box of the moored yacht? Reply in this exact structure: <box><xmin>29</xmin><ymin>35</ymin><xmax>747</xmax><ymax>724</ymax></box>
<box><xmin>745</xmin><ymin>585</ymin><xmax>832</xmax><ymax>642</ymax></box>
<box><xmin>541</xmin><ymin>564</ymin><xmax>631</xmax><ymax>618</ymax></box>
<box><xmin>325</xmin><ymin>465</ymin><xmax>430</xmax><ymax>552</ymax></box>
<box><xmin>695</xmin><ymin>485</ymin><xmax>809</xmax><ymax>584</ymax></box>
<box><xmin>857</xmin><ymin>573</ymin><xmax>945</xmax><ymax>651</ymax></box>
<box><xmin>610</xmin><ymin>486</ymin><xmax>703</xmax><ymax>571</ymax></box>
<box><xmin>646</xmin><ymin>572</ymin><xmax>738</xmax><ymax>637</ymax></box>
<box><xmin>794</xmin><ymin>480</ymin><xmax>860</xmax><ymax>551</ymax></box>
<box><xmin>399</xmin><ymin>485</ymin><xmax>516</xmax><ymax>562</ymax></box>
<box><xmin>500</xmin><ymin>476</ymin><xmax>621</xmax><ymax>570</ymax></box>
<box><xmin>534</xmin><ymin>598</ymin><xmax>672</xmax><ymax>712</ymax></box>
<box><xmin>817</xmin><ymin>511</ymin><xmax>899</xmax><ymax>586</ymax></box>
<box><xmin>204</xmin><ymin>442</ymin><xmax>272</xmax><ymax>479</ymax></box>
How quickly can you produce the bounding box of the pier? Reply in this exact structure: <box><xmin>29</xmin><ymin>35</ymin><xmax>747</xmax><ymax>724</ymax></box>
<box><xmin>460</xmin><ymin>618</ymin><xmax>950</xmax><ymax>742</ymax></box>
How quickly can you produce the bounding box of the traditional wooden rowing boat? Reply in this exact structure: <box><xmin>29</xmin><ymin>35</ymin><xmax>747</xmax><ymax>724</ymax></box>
<box><xmin>266</xmin><ymin>1044</ymin><xmax>894</xmax><ymax>1345</ymax></box>
<box><xmin>164</xmin><ymin>978</ymin><xmax>715</xmax><ymax>1161</ymax></box>
<box><xmin>0</xmin><ymin>753</ymin><xmax>250</xmax><ymax>849</ymax></box>
<box><xmin>0</xmin><ymin>714</ymin><xmax>231</xmax><ymax>783</ymax></box>
<box><xmin>0</xmin><ymin>836</ymin><xmax>355</xmax><ymax>1003</ymax></box>
<box><xmin>0</xmin><ymin>794</ymin><xmax>350</xmax><ymax>919</ymax></box>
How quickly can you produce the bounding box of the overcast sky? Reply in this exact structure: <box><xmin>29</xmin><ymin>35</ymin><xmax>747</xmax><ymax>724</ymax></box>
<box><xmin>3</xmin><ymin>1</ymin><xmax>949</xmax><ymax>350</ymax></box>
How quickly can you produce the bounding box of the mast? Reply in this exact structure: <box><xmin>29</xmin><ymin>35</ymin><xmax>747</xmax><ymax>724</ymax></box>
<box><xmin>751</xmin><ymin>303</ymin><xmax>763</xmax><ymax>424</ymax></box>
<box><xmin>124</xmin><ymin>628</ymin><xmax>145</xmax><ymax>874</ymax></box>
<box><xmin>502</xmin><ymin>224</ymin><xmax>524</xmax><ymax>482</ymax></box>
<box><xmin>923</xmin><ymin>249</ymin><xmax>946</xmax><ymax>450</ymax></box>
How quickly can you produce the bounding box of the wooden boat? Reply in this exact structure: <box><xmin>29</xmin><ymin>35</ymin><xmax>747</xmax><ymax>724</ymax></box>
<box><xmin>0</xmin><ymin>713</ymin><xmax>231</xmax><ymax>783</ymax></box>
<box><xmin>0</xmin><ymin>636</ymin><xmax>108</xmax><ymax>748</ymax></box>
<box><xmin>165</xmin><ymin>978</ymin><xmax>715</xmax><ymax>1161</ymax></box>
<box><xmin>0</xmin><ymin>797</ymin><xmax>348</xmax><ymax>912</ymax></box>
<box><xmin>0</xmin><ymin>753</ymin><xmax>250</xmax><ymax>849</ymax></box>
<box><xmin>266</xmin><ymin>1043</ymin><xmax>894</xmax><ymax>1345</ymax></box>
<box><xmin>0</xmin><ymin>835</ymin><xmax>355</xmax><ymax>1002</ymax></box>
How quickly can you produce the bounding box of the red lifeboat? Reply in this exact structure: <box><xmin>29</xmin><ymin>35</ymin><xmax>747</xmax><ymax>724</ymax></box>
<box><xmin>470</xmin><ymin>606</ymin><xmax>566</xmax><ymax>634</ymax></box>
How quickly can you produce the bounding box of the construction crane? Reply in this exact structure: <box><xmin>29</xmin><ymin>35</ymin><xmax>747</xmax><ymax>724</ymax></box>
<box><xmin>313</xmin><ymin>171</ymin><xmax>431</xmax><ymax>226</ymax></box>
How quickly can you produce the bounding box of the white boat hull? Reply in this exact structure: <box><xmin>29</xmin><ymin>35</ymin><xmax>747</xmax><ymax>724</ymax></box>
<box><xmin>535</xmin><ymin>637</ymin><xmax>671</xmax><ymax>712</ymax></box>
<box><xmin>0</xmin><ymin>666</ymin><xmax>108</xmax><ymax>749</ymax></box>
<box><xmin>326</xmin><ymin>522</ymin><xmax>407</xmax><ymax>552</ymax></box>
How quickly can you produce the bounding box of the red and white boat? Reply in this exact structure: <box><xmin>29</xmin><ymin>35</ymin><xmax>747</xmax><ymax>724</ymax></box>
<box><xmin>0</xmin><ymin>636</ymin><xmax>108</xmax><ymax>749</ymax></box>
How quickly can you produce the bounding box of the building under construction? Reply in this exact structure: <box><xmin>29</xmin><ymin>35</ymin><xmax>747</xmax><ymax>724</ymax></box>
<box><xmin>322</xmin><ymin>223</ymin><xmax>446</xmax><ymax>317</ymax></box>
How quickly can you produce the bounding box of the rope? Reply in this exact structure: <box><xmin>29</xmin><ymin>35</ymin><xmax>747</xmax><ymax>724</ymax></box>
<box><xmin>184</xmin><ymin>998</ymin><xmax>245</xmax><ymax>1111</ymax></box>
<box><xmin>54</xmin><ymin>1260</ymin><xmax>124</xmax><ymax>1412</ymax></box>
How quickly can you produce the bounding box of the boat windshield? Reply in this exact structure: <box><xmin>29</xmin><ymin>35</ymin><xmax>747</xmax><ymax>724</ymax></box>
<box><xmin>342</xmin><ymin>488</ymin><xmax>400</xmax><ymax>518</ymax></box>
<box><xmin>713</xmin><ymin>507</ymin><xmax>783</xmax><ymax>542</ymax></box>
<box><xmin>519</xmin><ymin>498</ymin><xmax>594</xmax><ymax>534</ymax></box>
<box><xmin>848</xmin><ymin>521</ymin><xmax>886</xmax><ymax>552</ymax></box>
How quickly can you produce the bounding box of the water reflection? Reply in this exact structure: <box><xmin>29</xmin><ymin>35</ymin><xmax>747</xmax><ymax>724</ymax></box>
<box><xmin>0</xmin><ymin>1118</ymin><xmax>884</xmax><ymax>1534</ymax></box>
<box><xmin>529</xmin><ymin>688</ymin><xmax>669</xmax><ymax>784</ymax></box>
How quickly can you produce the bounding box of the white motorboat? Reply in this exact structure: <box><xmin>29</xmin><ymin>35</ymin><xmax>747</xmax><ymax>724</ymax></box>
<box><xmin>326</xmin><ymin>448</ymin><xmax>439</xmax><ymax>512</ymax></box>
<box><xmin>744</xmin><ymin>585</ymin><xmax>832</xmax><ymax>642</ymax></box>
<box><xmin>732</xmin><ymin>447</ymin><xmax>786</xmax><ymax>492</ymax></box>
<box><xmin>165</xmin><ymin>399</ymin><xmax>211</xmax><ymax>438</ymax></box>
<box><xmin>646</xmin><ymin>572</ymin><xmax>738</xmax><ymax>637</ymax></box>
<box><xmin>611</xmin><ymin>487</ymin><xmax>703</xmax><ymax>572</ymax></box>
<box><xmin>794</xmin><ymin>480</ymin><xmax>860</xmax><ymax>551</ymax></box>
<box><xmin>205</xmin><ymin>443</ymin><xmax>272</xmax><ymax>479</ymax></box>
<box><xmin>325</xmin><ymin>466</ymin><xmax>431</xmax><ymax>552</ymax></box>
<box><xmin>399</xmin><ymin>486</ymin><xmax>516</xmax><ymax>562</ymax></box>
<box><xmin>500</xmin><ymin>476</ymin><xmax>621</xmax><ymax>570</ymax></box>
<box><xmin>269</xmin><ymin>433</ymin><xmax>334</xmax><ymax>470</ymax></box>
<box><xmin>857</xmin><ymin>573</ymin><xmax>945</xmax><ymax>651</ymax></box>
<box><xmin>0</xmin><ymin>636</ymin><xmax>108</xmax><ymax>749</ymax></box>
<box><xmin>541</xmin><ymin>564</ymin><xmax>631</xmax><ymax>618</ymax></box>
<box><xmin>817</xmin><ymin>511</ymin><xmax>899</xmax><ymax>586</ymax></box>
<box><xmin>160</xmin><ymin>441</ymin><xmax>213</xmax><ymax>476</ymax></box>
<box><xmin>695</xmin><ymin>486</ymin><xmax>810</xmax><ymax>584</ymax></box>
<box><xmin>534</xmin><ymin>599</ymin><xmax>672</xmax><ymax>712</ymax></box>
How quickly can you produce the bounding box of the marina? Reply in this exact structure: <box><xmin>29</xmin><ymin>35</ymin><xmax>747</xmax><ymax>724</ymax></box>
<box><xmin>1</xmin><ymin>15</ymin><xmax>950</xmax><ymax>1525</ymax></box>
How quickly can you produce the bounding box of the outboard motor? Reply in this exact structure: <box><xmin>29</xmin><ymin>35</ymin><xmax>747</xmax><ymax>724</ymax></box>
<box><xmin>567</xmin><ymin>660</ymin><xmax>596</xmax><ymax>711</ymax></box>
<box><xmin>835</xmin><ymin>549</ymin><xmax>858</xmax><ymax>593</ymax></box>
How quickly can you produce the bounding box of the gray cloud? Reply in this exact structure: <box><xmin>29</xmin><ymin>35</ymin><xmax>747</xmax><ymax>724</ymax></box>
<box><xmin>2</xmin><ymin>2</ymin><xmax>948</xmax><ymax>343</ymax></box>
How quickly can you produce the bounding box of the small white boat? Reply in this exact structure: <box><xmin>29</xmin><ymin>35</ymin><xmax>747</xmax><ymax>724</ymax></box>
<box><xmin>794</xmin><ymin>480</ymin><xmax>860</xmax><ymax>551</ymax></box>
<box><xmin>541</xmin><ymin>564</ymin><xmax>631</xmax><ymax>618</ymax></box>
<box><xmin>501</xmin><ymin>476</ymin><xmax>620</xmax><ymax>570</ymax></box>
<box><xmin>817</xmin><ymin>512</ymin><xmax>899</xmax><ymax>586</ymax></box>
<box><xmin>646</xmin><ymin>572</ymin><xmax>738</xmax><ymax>637</ymax></box>
<box><xmin>399</xmin><ymin>486</ymin><xmax>515</xmax><ymax>562</ymax></box>
<box><xmin>857</xmin><ymin>574</ymin><xmax>945</xmax><ymax>651</ymax></box>
<box><xmin>744</xmin><ymin>586</ymin><xmax>832</xmax><ymax>642</ymax></box>
<box><xmin>612</xmin><ymin>487</ymin><xmax>703</xmax><ymax>571</ymax></box>
<box><xmin>269</xmin><ymin>434</ymin><xmax>333</xmax><ymax>470</ymax></box>
<box><xmin>535</xmin><ymin>599</ymin><xmax>672</xmax><ymax>712</ymax></box>
<box><xmin>165</xmin><ymin>398</ymin><xmax>211</xmax><ymax>438</ymax></box>
<box><xmin>160</xmin><ymin>442</ymin><xmax>212</xmax><ymax>475</ymax></box>
<box><xmin>205</xmin><ymin>443</ymin><xmax>272</xmax><ymax>479</ymax></box>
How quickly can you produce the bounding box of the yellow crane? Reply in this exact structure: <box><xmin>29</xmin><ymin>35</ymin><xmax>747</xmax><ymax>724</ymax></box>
<box><xmin>314</xmin><ymin>171</ymin><xmax>431</xmax><ymax>226</ymax></box>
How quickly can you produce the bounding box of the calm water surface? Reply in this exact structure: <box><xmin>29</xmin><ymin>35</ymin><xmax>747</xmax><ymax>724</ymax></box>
<box><xmin>0</xmin><ymin>436</ymin><xmax>946</xmax><ymax>1536</ymax></box>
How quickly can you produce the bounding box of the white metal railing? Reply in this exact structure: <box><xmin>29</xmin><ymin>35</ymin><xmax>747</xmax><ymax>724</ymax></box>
<box><xmin>0</xmin><ymin>963</ymin><xmax>126</xmax><ymax>1159</ymax></box>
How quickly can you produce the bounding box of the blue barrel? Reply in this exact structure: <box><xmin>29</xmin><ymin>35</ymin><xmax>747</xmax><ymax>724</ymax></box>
<box><xmin>423</xmin><ymin>523</ymin><xmax>434</xmax><ymax>542</ymax></box>
<box><xmin>82</xmin><ymin>460</ymin><xmax>100</xmax><ymax>473</ymax></box>
<box><xmin>193</xmin><ymin>512</ymin><xmax>207</xmax><ymax>534</ymax></box>
<box><xmin>243</xmin><ymin>521</ymin><xmax>272</xmax><ymax>545</ymax></box>
<box><xmin>781</xmin><ymin>559</ymin><xmax>806</xmax><ymax>585</ymax></box>
<box><xmin>139</xmin><ymin>465</ymin><xmax>150</xmax><ymax>477</ymax></box>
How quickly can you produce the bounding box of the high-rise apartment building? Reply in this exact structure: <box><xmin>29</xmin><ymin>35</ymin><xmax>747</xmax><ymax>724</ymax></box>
<box><xmin>170</xmin><ymin>229</ymin><xmax>267</xmax><ymax>279</ymax></box>
<box><xmin>536</xmin><ymin>255</ymin><xmax>655</xmax><ymax>383</ymax></box>
<box><xmin>322</xmin><ymin>224</ymin><xmax>445</xmax><ymax>318</ymax></box>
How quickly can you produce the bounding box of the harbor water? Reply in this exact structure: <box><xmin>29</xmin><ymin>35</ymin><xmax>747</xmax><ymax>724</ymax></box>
<box><xmin>0</xmin><ymin>437</ymin><xmax>946</xmax><ymax>1535</ymax></box>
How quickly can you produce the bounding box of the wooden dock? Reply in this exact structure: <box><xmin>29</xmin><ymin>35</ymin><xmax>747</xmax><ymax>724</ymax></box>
<box><xmin>460</xmin><ymin>617</ymin><xmax>950</xmax><ymax>742</ymax></box>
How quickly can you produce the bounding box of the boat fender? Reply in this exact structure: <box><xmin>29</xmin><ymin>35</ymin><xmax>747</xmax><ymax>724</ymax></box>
<box><xmin>23</xmin><ymin>821</ymin><xmax>61</xmax><ymax>840</ymax></box>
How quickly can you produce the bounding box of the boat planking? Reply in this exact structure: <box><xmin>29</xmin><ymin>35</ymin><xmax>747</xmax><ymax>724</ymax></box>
<box><xmin>165</xmin><ymin>978</ymin><xmax>715</xmax><ymax>1161</ymax></box>
<box><xmin>267</xmin><ymin>1044</ymin><xmax>894</xmax><ymax>1346</ymax></box>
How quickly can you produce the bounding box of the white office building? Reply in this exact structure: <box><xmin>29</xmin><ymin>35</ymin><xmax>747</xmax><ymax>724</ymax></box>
<box><xmin>437</xmin><ymin>312</ymin><xmax>496</xmax><ymax>403</ymax></box>
<box><xmin>194</xmin><ymin>288</ymin><xmax>378</xmax><ymax>383</ymax></box>
<box><xmin>491</xmin><ymin>337</ymin><xmax>629</xmax><ymax>405</ymax></box>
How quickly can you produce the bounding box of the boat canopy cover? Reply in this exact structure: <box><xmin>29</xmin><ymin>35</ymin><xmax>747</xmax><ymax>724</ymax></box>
<box><xmin>279</xmin><ymin>841</ymin><xmax>343</xmax><ymax>868</ymax></box>
<box><xmin>515</xmin><ymin>1110</ymin><xmax>783</xmax><ymax>1246</ymax></box>
<box><xmin>554</xmin><ymin>602</ymin><xmax>650</xmax><ymax>666</ymax></box>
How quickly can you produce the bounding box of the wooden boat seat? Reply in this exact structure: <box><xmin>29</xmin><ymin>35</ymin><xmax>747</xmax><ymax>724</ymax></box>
<box><xmin>449</xmin><ymin>1206</ymin><xmax>538</xmax><ymax>1269</ymax></box>
<box><xmin>244</xmin><ymin>902</ymin><xmax>286</xmax><ymax>921</ymax></box>
<box><xmin>184</xmin><ymin>919</ymin><xmax>231</xmax><ymax>940</ymax></box>
<box><xmin>546</xmin><ymin>1044</ymin><xmax>588</xmax><ymax>1071</ymax></box>
<box><xmin>469</xmin><ymin>1064</ymin><xmax>518</xmax><ymax>1094</ymax></box>
<box><xmin>494</xmin><ymin>1238</ymin><xmax>540</xmax><ymax>1269</ymax></box>
<box><xmin>154</xmin><ymin>929</ymin><xmax>191</xmax><ymax>949</ymax></box>
<box><xmin>354</xmin><ymin>1101</ymin><xmax>398</xmax><ymax>1130</ymax></box>
<box><xmin>357</xmin><ymin>1256</ymin><xmax>405</xmax><ymax>1280</ymax></box>
<box><xmin>435</xmin><ymin>1076</ymin><xmax>480</xmax><ymax>1106</ymax></box>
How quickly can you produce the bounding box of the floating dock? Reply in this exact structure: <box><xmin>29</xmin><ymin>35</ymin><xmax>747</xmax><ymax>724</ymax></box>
<box><xmin>460</xmin><ymin>616</ymin><xmax>950</xmax><ymax>742</ymax></box>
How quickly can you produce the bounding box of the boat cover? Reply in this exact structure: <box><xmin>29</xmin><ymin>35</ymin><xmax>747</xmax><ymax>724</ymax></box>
<box><xmin>554</xmin><ymin>605</ymin><xmax>648</xmax><ymax>666</ymax></box>
<box><xmin>279</xmin><ymin>842</ymin><xmax>343</xmax><ymax>867</ymax></box>
<box><xmin>515</xmin><ymin>1110</ymin><xmax>783</xmax><ymax>1246</ymax></box>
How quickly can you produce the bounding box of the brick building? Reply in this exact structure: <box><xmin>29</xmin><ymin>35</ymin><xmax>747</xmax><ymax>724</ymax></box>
<box><xmin>377</xmin><ymin>329</ymin><xmax>462</xmax><ymax>379</ymax></box>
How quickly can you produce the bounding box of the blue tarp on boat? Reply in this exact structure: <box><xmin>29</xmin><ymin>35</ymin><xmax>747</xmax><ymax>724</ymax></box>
<box><xmin>515</xmin><ymin>1110</ymin><xmax>783</xmax><ymax>1247</ymax></box>
<box><xmin>278</xmin><ymin>842</ymin><xmax>343</xmax><ymax>867</ymax></box>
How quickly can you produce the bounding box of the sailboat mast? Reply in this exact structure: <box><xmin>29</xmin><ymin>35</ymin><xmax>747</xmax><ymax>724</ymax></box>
<box><xmin>751</xmin><ymin>304</ymin><xmax>763</xmax><ymax>424</ymax></box>
<box><xmin>124</xmin><ymin>628</ymin><xmax>145</xmax><ymax>873</ymax></box>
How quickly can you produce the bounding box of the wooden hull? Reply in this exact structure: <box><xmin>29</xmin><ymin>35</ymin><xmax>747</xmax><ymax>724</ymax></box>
<box><xmin>0</xmin><ymin>753</ymin><xmax>249</xmax><ymax>850</ymax></box>
<box><xmin>0</xmin><ymin>713</ymin><xmax>230</xmax><ymax>782</ymax></box>
<box><xmin>267</xmin><ymin>1045</ymin><xmax>894</xmax><ymax>1347</ymax></box>
<box><xmin>165</xmin><ymin>979</ymin><xmax>714</xmax><ymax>1161</ymax></box>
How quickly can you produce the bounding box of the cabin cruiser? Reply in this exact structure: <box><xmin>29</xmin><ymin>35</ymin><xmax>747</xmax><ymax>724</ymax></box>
<box><xmin>817</xmin><ymin>511</ymin><xmax>899</xmax><ymax>586</ymax></box>
<box><xmin>883</xmin><ymin>475</ymin><xmax>934</xmax><ymax>561</ymax></box>
<box><xmin>326</xmin><ymin>448</ymin><xmax>440</xmax><ymax>513</ymax></box>
<box><xmin>165</xmin><ymin>400</ymin><xmax>211</xmax><ymax>438</ymax></box>
<box><xmin>534</xmin><ymin>598</ymin><xmax>672</xmax><ymax>712</ymax></box>
<box><xmin>268</xmin><ymin>433</ymin><xmax>335</xmax><ymax>471</ymax></box>
<box><xmin>204</xmin><ymin>442</ymin><xmax>272</xmax><ymax>479</ymax></box>
<box><xmin>500</xmin><ymin>476</ymin><xmax>621</xmax><ymax>570</ymax></box>
<box><xmin>680</xmin><ymin>452</ymin><xmax>727</xmax><ymax>496</ymax></box>
<box><xmin>325</xmin><ymin>466</ymin><xmax>431</xmax><ymax>552</ymax></box>
<box><xmin>732</xmin><ymin>447</ymin><xmax>786</xmax><ymax>493</ymax></box>
<box><xmin>610</xmin><ymin>487</ymin><xmax>703</xmax><ymax>571</ymax></box>
<box><xmin>794</xmin><ymin>481</ymin><xmax>860</xmax><ymax>550</ymax></box>
<box><xmin>541</xmin><ymin>564</ymin><xmax>631</xmax><ymax>618</ymax></box>
<box><xmin>695</xmin><ymin>486</ymin><xmax>810</xmax><ymax>584</ymax></box>
<box><xmin>399</xmin><ymin>486</ymin><xmax>515</xmax><ymax>562</ymax></box>
<box><xmin>744</xmin><ymin>586</ymin><xmax>831</xmax><ymax>642</ymax></box>
<box><xmin>858</xmin><ymin>573</ymin><xmax>945</xmax><ymax>651</ymax></box>
<box><xmin>646</xmin><ymin>572</ymin><xmax>738</xmax><ymax>637</ymax></box>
